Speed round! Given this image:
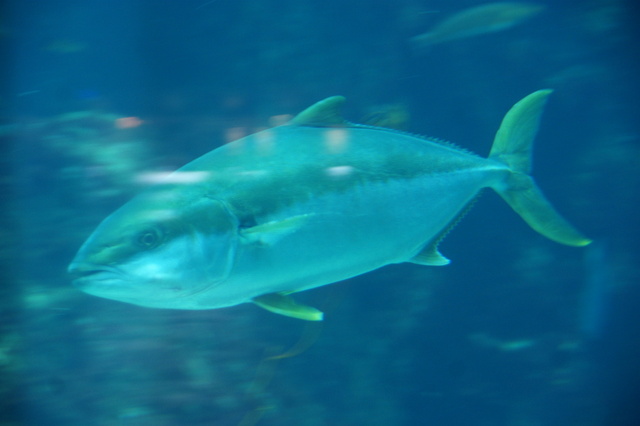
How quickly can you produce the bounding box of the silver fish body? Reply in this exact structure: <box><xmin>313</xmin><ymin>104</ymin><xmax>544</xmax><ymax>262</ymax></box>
<box><xmin>69</xmin><ymin>92</ymin><xmax>590</xmax><ymax>320</ymax></box>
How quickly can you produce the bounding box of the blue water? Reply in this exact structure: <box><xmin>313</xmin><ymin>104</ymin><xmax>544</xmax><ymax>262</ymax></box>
<box><xmin>3</xmin><ymin>1</ymin><xmax>639</xmax><ymax>425</ymax></box>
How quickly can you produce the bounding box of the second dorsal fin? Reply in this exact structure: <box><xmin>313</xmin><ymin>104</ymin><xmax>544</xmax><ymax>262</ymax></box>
<box><xmin>290</xmin><ymin>96</ymin><xmax>347</xmax><ymax>127</ymax></box>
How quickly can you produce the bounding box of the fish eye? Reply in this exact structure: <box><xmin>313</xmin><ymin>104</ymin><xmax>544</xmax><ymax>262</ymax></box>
<box><xmin>135</xmin><ymin>229</ymin><xmax>162</xmax><ymax>249</ymax></box>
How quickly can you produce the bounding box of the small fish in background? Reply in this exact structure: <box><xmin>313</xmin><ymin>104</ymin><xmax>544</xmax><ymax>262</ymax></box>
<box><xmin>411</xmin><ymin>2</ymin><xmax>546</xmax><ymax>47</ymax></box>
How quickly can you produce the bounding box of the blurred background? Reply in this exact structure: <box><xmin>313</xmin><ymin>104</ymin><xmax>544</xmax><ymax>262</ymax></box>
<box><xmin>1</xmin><ymin>1</ymin><xmax>638</xmax><ymax>425</ymax></box>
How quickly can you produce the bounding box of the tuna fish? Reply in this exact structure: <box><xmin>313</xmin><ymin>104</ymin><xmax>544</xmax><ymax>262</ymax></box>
<box><xmin>68</xmin><ymin>90</ymin><xmax>590</xmax><ymax>320</ymax></box>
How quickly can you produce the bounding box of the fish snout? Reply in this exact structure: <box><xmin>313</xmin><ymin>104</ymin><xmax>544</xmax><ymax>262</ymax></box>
<box><xmin>67</xmin><ymin>262</ymin><xmax>122</xmax><ymax>287</ymax></box>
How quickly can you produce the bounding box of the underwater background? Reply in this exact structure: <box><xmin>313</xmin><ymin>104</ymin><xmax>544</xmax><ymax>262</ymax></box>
<box><xmin>1</xmin><ymin>1</ymin><xmax>639</xmax><ymax>425</ymax></box>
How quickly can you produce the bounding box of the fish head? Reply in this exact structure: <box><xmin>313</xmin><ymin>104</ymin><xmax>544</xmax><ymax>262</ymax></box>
<box><xmin>68</xmin><ymin>187</ymin><xmax>238</xmax><ymax>308</ymax></box>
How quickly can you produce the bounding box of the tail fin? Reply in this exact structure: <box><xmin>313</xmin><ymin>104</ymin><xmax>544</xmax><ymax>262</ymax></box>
<box><xmin>489</xmin><ymin>90</ymin><xmax>591</xmax><ymax>247</ymax></box>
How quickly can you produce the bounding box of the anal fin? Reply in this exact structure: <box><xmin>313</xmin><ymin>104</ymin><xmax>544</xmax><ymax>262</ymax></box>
<box><xmin>253</xmin><ymin>293</ymin><xmax>324</xmax><ymax>321</ymax></box>
<box><xmin>408</xmin><ymin>196</ymin><xmax>481</xmax><ymax>267</ymax></box>
<box><xmin>409</xmin><ymin>244</ymin><xmax>450</xmax><ymax>266</ymax></box>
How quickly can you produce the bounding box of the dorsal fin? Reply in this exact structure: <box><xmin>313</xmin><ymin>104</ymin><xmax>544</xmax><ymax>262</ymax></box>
<box><xmin>290</xmin><ymin>96</ymin><xmax>347</xmax><ymax>127</ymax></box>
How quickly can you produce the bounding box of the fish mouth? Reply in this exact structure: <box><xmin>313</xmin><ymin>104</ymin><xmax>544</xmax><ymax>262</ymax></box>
<box><xmin>68</xmin><ymin>263</ymin><xmax>126</xmax><ymax>288</ymax></box>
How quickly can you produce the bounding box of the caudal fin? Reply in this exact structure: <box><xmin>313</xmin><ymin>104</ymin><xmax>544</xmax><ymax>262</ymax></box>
<box><xmin>489</xmin><ymin>90</ymin><xmax>592</xmax><ymax>247</ymax></box>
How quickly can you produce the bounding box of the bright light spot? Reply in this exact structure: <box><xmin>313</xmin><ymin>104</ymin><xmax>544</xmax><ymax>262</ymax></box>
<box><xmin>225</xmin><ymin>127</ymin><xmax>246</xmax><ymax>143</ymax></box>
<box><xmin>136</xmin><ymin>171</ymin><xmax>210</xmax><ymax>185</ymax></box>
<box><xmin>324</xmin><ymin>128</ymin><xmax>349</xmax><ymax>154</ymax></box>
<box><xmin>138</xmin><ymin>261</ymin><xmax>165</xmax><ymax>277</ymax></box>
<box><xmin>325</xmin><ymin>165</ymin><xmax>354</xmax><ymax>177</ymax></box>
<box><xmin>254</xmin><ymin>129</ymin><xmax>274</xmax><ymax>155</ymax></box>
<box><xmin>115</xmin><ymin>116</ymin><xmax>143</xmax><ymax>129</ymax></box>
<box><xmin>269</xmin><ymin>114</ymin><xmax>293</xmax><ymax>127</ymax></box>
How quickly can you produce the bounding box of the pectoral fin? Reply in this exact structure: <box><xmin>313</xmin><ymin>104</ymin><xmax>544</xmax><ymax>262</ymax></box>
<box><xmin>241</xmin><ymin>214</ymin><xmax>313</xmax><ymax>245</ymax></box>
<box><xmin>253</xmin><ymin>293</ymin><xmax>324</xmax><ymax>321</ymax></box>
